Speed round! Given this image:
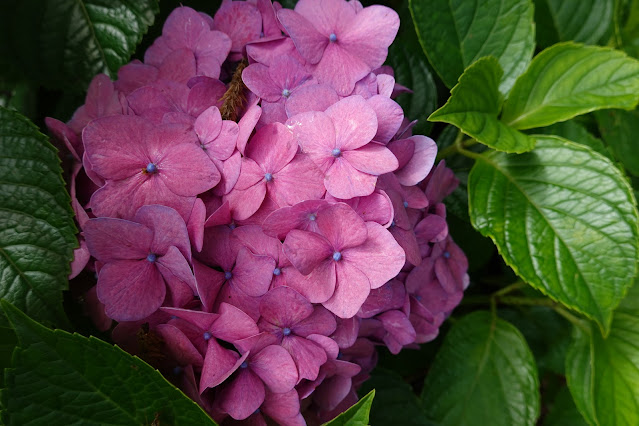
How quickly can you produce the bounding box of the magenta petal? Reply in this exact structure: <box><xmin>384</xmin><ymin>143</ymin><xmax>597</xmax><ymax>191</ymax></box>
<box><xmin>214</xmin><ymin>1</ymin><xmax>262</xmax><ymax>52</ymax></box>
<box><xmin>260</xmin><ymin>286</ymin><xmax>313</xmax><ymax>327</ymax></box>
<box><xmin>84</xmin><ymin>218</ymin><xmax>152</xmax><ymax>262</ymax></box>
<box><xmin>225</xmin><ymin>181</ymin><xmax>267</xmax><ymax>221</ymax></box>
<box><xmin>282</xmin><ymin>335</ymin><xmax>327</xmax><ymax>381</ymax></box>
<box><xmin>390</xmin><ymin>226</ymin><xmax>422</xmax><ymax>267</ymax></box>
<box><xmin>306</xmin><ymin>334</ymin><xmax>340</xmax><ymax>359</ymax></box>
<box><xmin>379</xmin><ymin>310</ymin><xmax>416</xmax><ymax>347</ymax></box>
<box><xmin>342</xmin><ymin>144</ymin><xmax>398</xmax><ymax>175</ymax></box>
<box><xmin>285</xmin><ymin>84</ymin><xmax>339</xmax><ymax>116</ymax></box>
<box><xmin>97</xmin><ymin>260</ymin><xmax>165</xmax><ymax>322</ymax></box>
<box><xmin>193</xmin><ymin>259</ymin><xmax>225</xmax><ymax>312</ymax></box>
<box><xmin>159</xmin><ymin>143</ymin><xmax>220</xmax><ymax>195</ymax></box>
<box><xmin>293</xmin><ymin>305</ymin><xmax>337</xmax><ymax>337</ymax></box>
<box><xmin>326</xmin><ymin>96</ymin><xmax>377</xmax><ymax>151</ymax></box>
<box><xmin>331</xmin><ymin>316</ymin><xmax>360</xmax><ymax>349</ymax></box>
<box><xmin>262</xmin><ymin>389</ymin><xmax>301</xmax><ymax>423</ymax></box>
<box><xmin>415</xmin><ymin>214</ymin><xmax>449</xmax><ymax>243</ymax></box>
<box><xmin>344</xmin><ymin>222</ymin><xmax>405</xmax><ymax>289</ymax></box>
<box><xmin>395</xmin><ymin>136</ymin><xmax>438</xmax><ymax>186</ymax></box>
<box><xmin>262</xmin><ymin>199</ymin><xmax>328</xmax><ymax>239</ymax></box>
<box><xmin>69</xmin><ymin>239</ymin><xmax>91</xmax><ymax>280</ymax></box>
<box><xmin>82</xmin><ymin>115</ymin><xmax>151</xmax><ymax>180</ymax></box>
<box><xmin>277</xmin><ymin>9</ymin><xmax>327</xmax><ymax>64</ymax></box>
<box><xmin>287</xmin><ymin>111</ymin><xmax>336</xmax><ymax>173</ymax></box>
<box><xmin>156</xmin><ymin>323</ymin><xmax>204</xmax><ymax>366</ymax></box>
<box><xmin>187</xmin><ymin>78</ymin><xmax>226</xmax><ymax>117</ymax></box>
<box><xmin>367</xmin><ymin>95</ymin><xmax>403</xmax><ymax>143</ymax></box>
<box><xmin>324</xmin><ymin>159</ymin><xmax>377</xmax><ymax>199</ymax></box>
<box><xmin>250</xmin><ymin>345</ymin><xmax>298</xmax><ymax>393</ymax></box>
<box><xmin>246</xmin><ymin>123</ymin><xmax>297</xmax><ymax>173</ymax></box>
<box><xmin>269</xmin><ymin>155</ymin><xmax>326</xmax><ymax>206</ymax></box>
<box><xmin>157</xmin><ymin>245</ymin><xmax>196</xmax><ymax>294</ymax></box>
<box><xmin>220</xmin><ymin>368</ymin><xmax>265</xmax><ymax>420</ymax></box>
<box><xmin>388</xmin><ymin>138</ymin><xmax>415</xmax><ymax>169</ymax></box>
<box><xmin>210</xmin><ymin>302</ymin><xmax>260</xmax><ymax>342</ymax></box>
<box><xmin>201</xmin><ymin>339</ymin><xmax>245</xmax><ymax>393</ymax></box>
<box><xmin>323</xmin><ymin>261</ymin><xmax>370</xmax><ymax>318</ymax></box>
<box><xmin>232</xmin><ymin>247</ymin><xmax>276</xmax><ymax>297</ymax></box>
<box><xmin>285</xmin><ymin>260</ymin><xmax>336</xmax><ymax>304</ymax></box>
<box><xmin>237</xmin><ymin>103</ymin><xmax>263</xmax><ymax>155</ymax></box>
<box><xmin>314</xmin><ymin>375</ymin><xmax>352</xmax><ymax>412</ymax></box>
<box><xmin>134</xmin><ymin>204</ymin><xmax>191</xmax><ymax>260</ymax></box>
<box><xmin>283</xmin><ymin>230</ymin><xmax>332</xmax><ymax>275</ymax></box>
<box><xmin>243</xmin><ymin>63</ymin><xmax>282</xmax><ymax>102</ymax></box>
<box><xmin>194</xmin><ymin>106</ymin><xmax>223</xmax><ymax>145</ymax></box>
<box><xmin>187</xmin><ymin>198</ymin><xmax>206</xmax><ymax>253</ymax></box>
<box><xmin>340</xmin><ymin>5</ymin><xmax>399</xmax><ymax>69</ymax></box>
<box><xmin>316</xmin><ymin>203</ymin><xmax>367</xmax><ymax>251</ymax></box>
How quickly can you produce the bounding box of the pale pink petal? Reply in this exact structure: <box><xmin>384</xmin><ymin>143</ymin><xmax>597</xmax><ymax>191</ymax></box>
<box><xmin>324</xmin><ymin>158</ymin><xmax>377</xmax><ymax>199</ymax></box>
<box><xmin>237</xmin><ymin>103</ymin><xmax>263</xmax><ymax>155</ymax></box>
<box><xmin>395</xmin><ymin>135</ymin><xmax>438</xmax><ymax>186</ymax></box>
<box><xmin>284</xmin><ymin>260</ymin><xmax>336</xmax><ymax>303</ymax></box>
<box><xmin>159</xmin><ymin>143</ymin><xmax>221</xmax><ymax>195</ymax></box>
<box><xmin>293</xmin><ymin>305</ymin><xmax>337</xmax><ymax>337</ymax></box>
<box><xmin>277</xmin><ymin>9</ymin><xmax>328</xmax><ymax>64</ymax></box>
<box><xmin>283</xmin><ymin>230</ymin><xmax>332</xmax><ymax>275</ymax></box>
<box><xmin>287</xmin><ymin>111</ymin><xmax>336</xmax><ymax>173</ymax></box>
<box><xmin>325</xmin><ymin>96</ymin><xmax>377</xmax><ymax>150</ymax></box>
<box><xmin>309</xmin><ymin>43</ymin><xmax>370</xmax><ymax>95</ymax></box>
<box><xmin>367</xmin><ymin>95</ymin><xmax>403</xmax><ymax>143</ymax></box>
<box><xmin>285</xmin><ymin>83</ymin><xmax>339</xmax><ymax>116</ymax></box>
<box><xmin>246</xmin><ymin>123</ymin><xmax>297</xmax><ymax>172</ymax></box>
<box><xmin>243</xmin><ymin>63</ymin><xmax>283</xmax><ymax>102</ymax></box>
<box><xmin>269</xmin><ymin>154</ymin><xmax>326</xmax><ymax>206</ymax></box>
<box><xmin>214</xmin><ymin>1</ymin><xmax>262</xmax><ymax>52</ymax></box>
<box><xmin>316</xmin><ymin>203</ymin><xmax>367</xmax><ymax>251</ymax></box>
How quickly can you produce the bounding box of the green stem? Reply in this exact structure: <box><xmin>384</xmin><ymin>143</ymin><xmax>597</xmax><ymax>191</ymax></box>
<box><xmin>493</xmin><ymin>281</ymin><xmax>526</xmax><ymax>297</ymax></box>
<box><xmin>553</xmin><ymin>306</ymin><xmax>589</xmax><ymax>332</ymax></box>
<box><xmin>436</xmin><ymin>131</ymin><xmax>464</xmax><ymax>160</ymax></box>
<box><xmin>497</xmin><ymin>296</ymin><xmax>557</xmax><ymax>307</ymax></box>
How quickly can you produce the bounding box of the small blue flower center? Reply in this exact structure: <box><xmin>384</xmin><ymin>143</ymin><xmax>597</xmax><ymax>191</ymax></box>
<box><xmin>173</xmin><ymin>366</ymin><xmax>183</xmax><ymax>375</ymax></box>
<box><xmin>416</xmin><ymin>295</ymin><xmax>423</xmax><ymax>301</ymax></box>
<box><xmin>329</xmin><ymin>33</ymin><xmax>337</xmax><ymax>42</ymax></box>
<box><xmin>282</xmin><ymin>88</ymin><xmax>291</xmax><ymax>98</ymax></box>
<box><xmin>146</xmin><ymin>162</ymin><xmax>158</xmax><ymax>173</ymax></box>
<box><xmin>229</xmin><ymin>223</ymin><xmax>237</xmax><ymax>230</ymax></box>
<box><xmin>333</xmin><ymin>251</ymin><xmax>342</xmax><ymax>261</ymax></box>
<box><xmin>443</xmin><ymin>251</ymin><xmax>451</xmax><ymax>259</ymax></box>
<box><xmin>224</xmin><ymin>271</ymin><xmax>233</xmax><ymax>280</ymax></box>
<box><xmin>146</xmin><ymin>253</ymin><xmax>157</xmax><ymax>263</ymax></box>
<box><xmin>282</xmin><ymin>327</ymin><xmax>292</xmax><ymax>336</ymax></box>
<box><xmin>273</xmin><ymin>267</ymin><xmax>281</xmax><ymax>276</ymax></box>
<box><xmin>390</xmin><ymin>220</ymin><xmax>396</xmax><ymax>228</ymax></box>
<box><xmin>403</xmin><ymin>201</ymin><xmax>409</xmax><ymax>208</ymax></box>
<box><xmin>240</xmin><ymin>361</ymin><xmax>248</xmax><ymax>369</ymax></box>
<box><xmin>308</xmin><ymin>213</ymin><xmax>317</xmax><ymax>221</ymax></box>
<box><xmin>264</xmin><ymin>172</ymin><xmax>273</xmax><ymax>182</ymax></box>
<box><xmin>170</xmin><ymin>315</ymin><xmax>178</xmax><ymax>320</ymax></box>
<box><xmin>203</xmin><ymin>332</ymin><xmax>212</xmax><ymax>340</ymax></box>
<box><xmin>332</xmin><ymin>148</ymin><xmax>342</xmax><ymax>157</ymax></box>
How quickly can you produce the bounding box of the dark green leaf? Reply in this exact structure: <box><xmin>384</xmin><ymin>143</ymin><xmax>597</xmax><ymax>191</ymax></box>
<box><xmin>359</xmin><ymin>369</ymin><xmax>434</xmax><ymax>426</ymax></box>
<box><xmin>543</xmin><ymin>0</ymin><xmax>614</xmax><ymax>44</ymax></box>
<box><xmin>468</xmin><ymin>135</ymin><xmax>639</xmax><ymax>332</ymax></box>
<box><xmin>0</xmin><ymin>326</ymin><xmax>16</xmax><ymax>388</ymax></box>
<box><xmin>543</xmin><ymin>386</ymin><xmax>589</xmax><ymax>426</ymax></box>
<box><xmin>3</xmin><ymin>0</ymin><xmax>158</xmax><ymax>92</ymax></box>
<box><xmin>499</xmin><ymin>307</ymin><xmax>571</xmax><ymax>375</ymax></box>
<box><xmin>422</xmin><ymin>311</ymin><xmax>540</xmax><ymax>426</ymax></box>
<box><xmin>0</xmin><ymin>107</ymin><xmax>76</xmax><ymax>327</ymax></box>
<box><xmin>534</xmin><ymin>120</ymin><xmax>612</xmax><ymax>161</ymax></box>
<box><xmin>565</xmin><ymin>283</ymin><xmax>639</xmax><ymax>426</ymax></box>
<box><xmin>409</xmin><ymin>0</ymin><xmax>535</xmax><ymax>93</ymax></box>
<box><xmin>323</xmin><ymin>390</ymin><xmax>374</xmax><ymax>426</ymax></box>
<box><xmin>502</xmin><ymin>43</ymin><xmax>639</xmax><ymax>129</ymax></box>
<box><xmin>595</xmin><ymin>109</ymin><xmax>639</xmax><ymax>176</ymax></box>
<box><xmin>0</xmin><ymin>301</ymin><xmax>216</xmax><ymax>426</ymax></box>
<box><xmin>386</xmin><ymin>30</ymin><xmax>437</xmax><ymax>135</ymax></box>
<box><xmin>429</xmin><ymin>57</ymin><xmax>535</xmax><ymax>153</ymax></box>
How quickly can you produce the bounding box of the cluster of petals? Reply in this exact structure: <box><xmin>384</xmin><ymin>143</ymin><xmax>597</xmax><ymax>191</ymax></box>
<box><xmin>49</xmin><ymin>0</ymin><xmax>469</xmax><ymax>424</ymax></box>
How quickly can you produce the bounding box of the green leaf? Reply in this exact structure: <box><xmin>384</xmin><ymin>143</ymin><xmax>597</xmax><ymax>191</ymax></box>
<box><xmin>0</xmin><ymin>301</ymin><xmax>216</xmax><ymax>426</ymax></box>
<box><xmin>2</xmin><ymin>0</ymin><xmax>158</xmax><ymax>92</ymax></box>
<box><xmin>429</xmin><ymin>57</ymin><xmax>535</xmax><ymax>153</ymax></box>
<box><xmin>358</xmin><ymin>369</ymin><xmax>434</xmax><ymax>426</ymax></box>
<box><xmin>0</xmin><ymin>326</ymin><xmax>16</xmax><ymax>388</ymax></box>
<box><xmin>323</xmin><ymin>390</ymin><xmax>374</xmax><ymax>426</ymax></box>
<box><xmin>566</xmin><ymin>284</ymin><xmax>639</xmax><ymax>426</ymax></box>
<box><xmin>499</xmin><ymin>306</ymin><xmax>572</xmax><ymax>375</ymax></box>
<box><xmin>386</xmin><ymin>26</ymin><xmax>437</xmax><ymax>135</ymax></box>
<box><xmin>409</xmin><ymin>0</ymin><xmax>535</xmax><ymax>93</ymax></box>
<box><xmin>502</xmin><ymin>43</ymin><xmax>639</xmax><ymax>130</ymax></box>
<box><xmin>542</xmin><ymin>0</ymin><xmax>614</xmax><ymax>44</ymax></box>
<box><xmin>422</xmin><ymin>311</ymin><xmax>540</xmax><ymax>426</ymax></box>
<box><xmin>0</xmin><ymin>107</ymin><xmax>76</xmax><ymax>327</ymax></box>
<box><xmin>468</xmin><ymin>135</ymin><xmax>639</xmax><ymax>332</ymax></box>
<box><xmin>595</xmin><ymin>109</ymin><xmax>639</xmax><ymax>176</ymax></box>
<box><xmin>544</xmin><ymin>386</ymin><xmax>589</xmax><ymax>426</ymax></box>
<box><xmin>534</xmin><ymin>120</ymin><xmax>612</xmax><ymax>161</ymax></box>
